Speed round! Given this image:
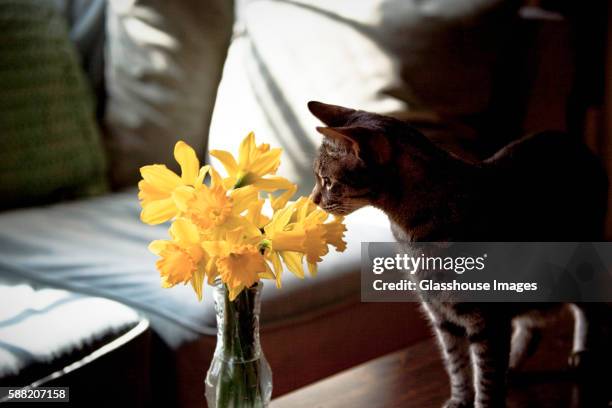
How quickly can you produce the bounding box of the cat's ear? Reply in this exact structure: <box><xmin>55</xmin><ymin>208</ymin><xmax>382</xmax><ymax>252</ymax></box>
<box><xmin>316</xmin><ymin>126</ymin><xmax>361</xmax><ymax>156</ymax></box>
<box><xmin>316</xmin><ymin>126</ymin><xmax>391</xmax><ymax>164</ymax></box>
<box><xmin>308</xmin><ymin>101</ymin><xmax>355</xmax><ymax>127</ymax></box>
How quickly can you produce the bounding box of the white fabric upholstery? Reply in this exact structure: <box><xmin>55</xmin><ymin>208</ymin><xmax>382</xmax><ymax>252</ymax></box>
<box><xmin>0</xmin><ymin>282</ymin><xmax>139</xmax><ymax>378</ymax></box>
<box><xmin>0</xmin><ymin>191</ymin><xmax>393</xmax><ymax>347</ymax></box>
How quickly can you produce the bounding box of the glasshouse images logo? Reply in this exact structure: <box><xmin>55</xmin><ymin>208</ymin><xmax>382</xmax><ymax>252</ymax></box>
<box><xmin>372</xmin><ymin>253</ymin><xmax>487</xmax><ymax>275</ymax></box>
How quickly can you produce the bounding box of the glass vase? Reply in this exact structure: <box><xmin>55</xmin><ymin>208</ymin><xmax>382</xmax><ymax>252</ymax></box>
<box><xmin>205</xmin><ymin>281</ymin><xmax>272</xmax><ymax>408</ymax></box>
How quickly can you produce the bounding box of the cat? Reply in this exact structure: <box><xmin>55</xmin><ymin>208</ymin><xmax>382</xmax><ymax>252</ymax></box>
<box><xmin>307</xmin><ymin>101</ymin><xmax>610</xmax><ymax>408</ymax></box>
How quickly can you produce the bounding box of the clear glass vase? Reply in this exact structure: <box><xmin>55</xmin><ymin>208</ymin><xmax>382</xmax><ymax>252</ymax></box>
<box><xmin>205</xmin><ymin>281</ymin><xmax>272</xmax><ymax>408</ymax></box>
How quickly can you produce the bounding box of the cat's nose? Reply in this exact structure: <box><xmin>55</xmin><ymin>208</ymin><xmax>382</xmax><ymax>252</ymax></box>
<box><xmin>310</xmin><ymin>186</ymin><xmax>322</xmax><ymax>205</ymax></box>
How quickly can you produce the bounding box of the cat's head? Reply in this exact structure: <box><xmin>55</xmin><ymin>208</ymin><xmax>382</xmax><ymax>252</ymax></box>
<box><xmin>308</xmin><ymin>101</ymin><xmax>396</xmax><ymax>216</ymax></box>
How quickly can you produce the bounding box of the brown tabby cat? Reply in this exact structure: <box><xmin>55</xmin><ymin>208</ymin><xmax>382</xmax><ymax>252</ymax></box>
<box><xmin>308</xmin><ymin>101</ymin><xmax>609</xmax><ymax>408</ymax></box>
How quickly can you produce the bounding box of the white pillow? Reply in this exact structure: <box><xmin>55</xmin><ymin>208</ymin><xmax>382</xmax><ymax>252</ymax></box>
<box><xmin>104</xmin><ymin>0</ymin><xmax>234</xmax><ymax>187</ymax></box>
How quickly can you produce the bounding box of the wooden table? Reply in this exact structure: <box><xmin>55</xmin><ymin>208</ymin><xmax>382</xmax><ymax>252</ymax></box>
<box><xmin>272</xmin><ymin>320</ymin><xmax>611</xmax><ymax>408</ymax></box>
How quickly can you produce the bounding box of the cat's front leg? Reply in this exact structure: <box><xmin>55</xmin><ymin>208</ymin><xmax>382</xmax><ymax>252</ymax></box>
<box><xmin>433</xmin><ymin>321</ymin><xmax>474</xmax><ymax>408</ymax></box>
<box><xmin>469</xmin><ymin>323</ymin><xmax>511</xmax><ymax>408</ymax></box>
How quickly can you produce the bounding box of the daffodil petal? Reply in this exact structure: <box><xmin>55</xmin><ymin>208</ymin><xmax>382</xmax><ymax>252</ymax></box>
<box><xmin>170</xmin><ymin>218</ymin><xmax>200</xmax><ymax>244</ymax></box>
<box><xmin>239</xmin><ymin>132</ymin><xmax>256</xmax><ymax>168</ymax></box>
<box><xmin>265</xmin><ymin>204</ymin><xmax>293</xmax><ymax>233</ymax></box>
<box><xmin>174</xmin><ymin>141</ymin><xmax>200</xmax><ymax>184</ymax></box>
<box><xmin>172</xmin><ymin>186</ymin><xmax>195</xmax><ymax>213</ymax></box>
<box><xmin>140</xmin><ymin>197</ymin><xmax>178</xmax><ymax>225</ymax></box>
<box><xmin>138</xmin><ymin>180</ymin><xmax>169</xmax><ymax>205</ymax></box>
<box><xmin>250</xmin><ymin>148</ymin><xmax>282</xmax><ymax>176</ymax></box>
<box><xmin>148</xmin><ymin>240</ymin><xmax>169</xmax><ymax>255</ymax></box>
<box><xmin>280</xmin><ymin>251</ymin><xmax>305</xmax><ymax>279</ymax></box>
<box><xmin>209</xmin><ymin>167</ymin><xmax>224</xmax><ymax>188</ymax></box>
<box><xmin>259</xmin><ymin>262</ymin><xmax>276</xmax><ymax>281</ymax></box>
<box><xmin>268</xmin><ymin>251</ymin><xmax>283</xmax><ymax>288</ymax></box>
<box><xmin>270</xmin><ymin>184</ymin><xmax>297</xmax><ymax>211</ymax></box>
<box><xmin>294</xmin><ymin>196</ymin><xmax>311</xmax><ymax>221</ymax></box>
<box><xmin>140</xmin><ymin>165</ymin><xmax>182</xmax><ymax>193</ymax></box>
<box><xmin>252</xmin><ymin>176</ymin><xmax>294</xmax><ymax>191</ymax></box>
<box><xmin>246</xmin><ymin>199</ymin><xmax>265</xmax><ymax>226</ymax></box>
<box><xmin>210</xmin><ymin>150</ymin><xmax>238</xmax><ymax>177</ymax></box>
<box><xmin>202</xmin><ymin>241</ymin><xmax>230</xmax><ymax>257</ymax></box>
<box><xmin>205</xmin><ymin>257</ymin><xmax>218</xmax><ymax>284</ymax></box>
<box><xmin>302</xmin><ymin>209</ymin><xmax>328</xmax><ymax>229</ymax></box>
<box><xmin>231</xmin><ymin>186</ymin><xmax>259</xmax><ymax>214</ymax></box>
<box><xmin>222</xmin><ymin>177</ymin><xmax>237</xmax><ymax>190</ymax></box>
<box><xmin>195</xmin><ymin>165</ymin><xmax>210</xmax><ymax>187</ymax></box>
<box><xmin>226</xmin><ymin>226</ymin><xmax>244</xmax><ymax>244</ymax></box>
<box><xmin>191</xmin><ymin>263</ymin><xmax>206</xmax><ymax>301</ymax></box>
<box><xmin>221</xmin><ymin>216</ymin><xmax>262</xmax><ymax>240</ymax></box>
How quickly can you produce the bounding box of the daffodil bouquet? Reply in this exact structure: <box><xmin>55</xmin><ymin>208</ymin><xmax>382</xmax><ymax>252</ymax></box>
<box><xmin>138</xmin><ymin>132</ymin><xmax>346</xmax><ymax>301</ymax></box>
<box><xmin>137</xmin><ymin>133</ymin><xmax>347</xmax><ymax>407</ymax></box>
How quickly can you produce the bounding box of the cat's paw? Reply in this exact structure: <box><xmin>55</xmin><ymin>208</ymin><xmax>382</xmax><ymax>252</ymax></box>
<box><xmin>568</xmin><ymin>350</ymin><xmax>591</xmax><ymax>371</ymax></box>
<box><xmin>443</xmin><ymin>398</ymin><xmax>474</xmax><ymax>408</ymax></box>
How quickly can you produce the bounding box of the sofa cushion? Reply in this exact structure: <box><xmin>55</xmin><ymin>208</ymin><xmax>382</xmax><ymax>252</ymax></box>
<box><xmin>104</xmin><ymin>0</ymin><xmax>234</xmax><ymax>187</ymax></box>
<box><xmin>0</xmin><ymin>191</ymin><xmax>394</xmax><ymax>347</ymax></box>
<box><xmin>0</xmin><ymin>281</ymin><xmax>144</xmax><ymax>385</ymax></box>
<box><xmin>0</xmin><ymin>0</ymin><xmax>108</xmax><ymax>210</ymax></box>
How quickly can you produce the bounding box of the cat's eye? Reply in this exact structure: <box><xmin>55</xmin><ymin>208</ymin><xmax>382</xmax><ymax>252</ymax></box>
<box><xmin>322</xmin><ymin>177</ymin><xmax>332</xmax><ymax>190</ymax></box>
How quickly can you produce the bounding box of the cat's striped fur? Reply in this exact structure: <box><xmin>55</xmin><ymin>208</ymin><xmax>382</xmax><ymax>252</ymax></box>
<box><xmin>308</xmin><ymin>101</ymin><xmax>609</xmax><ymax>408</ymax></box>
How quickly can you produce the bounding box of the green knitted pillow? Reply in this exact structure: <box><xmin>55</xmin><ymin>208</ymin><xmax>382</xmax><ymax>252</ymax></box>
<box><xmin>0</xmin><ymin>1</ymin><xmax>108</xmax><ymax>210</ymax></box>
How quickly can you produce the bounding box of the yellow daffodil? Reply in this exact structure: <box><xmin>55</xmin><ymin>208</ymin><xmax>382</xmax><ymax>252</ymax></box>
<box><xmin>140</xmin><ymin>138</ymin><xmax>347</xmax><ymax>302</ymax></box>
<box><xmin>261</xmin><ymin>197</ymin><xmax>346</xmax><ymax>283</ymax></box>
<box><xmin>291</xmin><ymin>197</ymin><xmax>347</xmax><ymax>276</ymax></box>
<box><xmin>202</xmin><ymin>227</ymin><xmax>272</xmax><ymax>300</ymax></box>
<box><xmin>139</xmin><ymin>141</ymin><xmax>209</xmax><ymax>225</ymax></box>
<box><xmin>173</xmin><ymin>168</ymin><xmax>260</xmax><ymax>239</ymax></box>
<box><xmin>210</xmin><ymin>132</ymin><xmax>298</xmax><ymax>199</ymax></box>
<box><xmin>148</xmin><ymin>218</ymin><xmax>208</xmax><ymax>300</ymax></box>
<box><xmin>293</xmin><ymin>197</ymin><xmax>346</xmax><ymax>250</ymax></box>
<box><xmin>261</xmin><ymin>204</ymin><xmax>308</xmax><ymax>286</ymax></box>
<box><xmin>210</xmin><ymin>132</ymin><xmax>281</xmax><ymax>188</ymax></box>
